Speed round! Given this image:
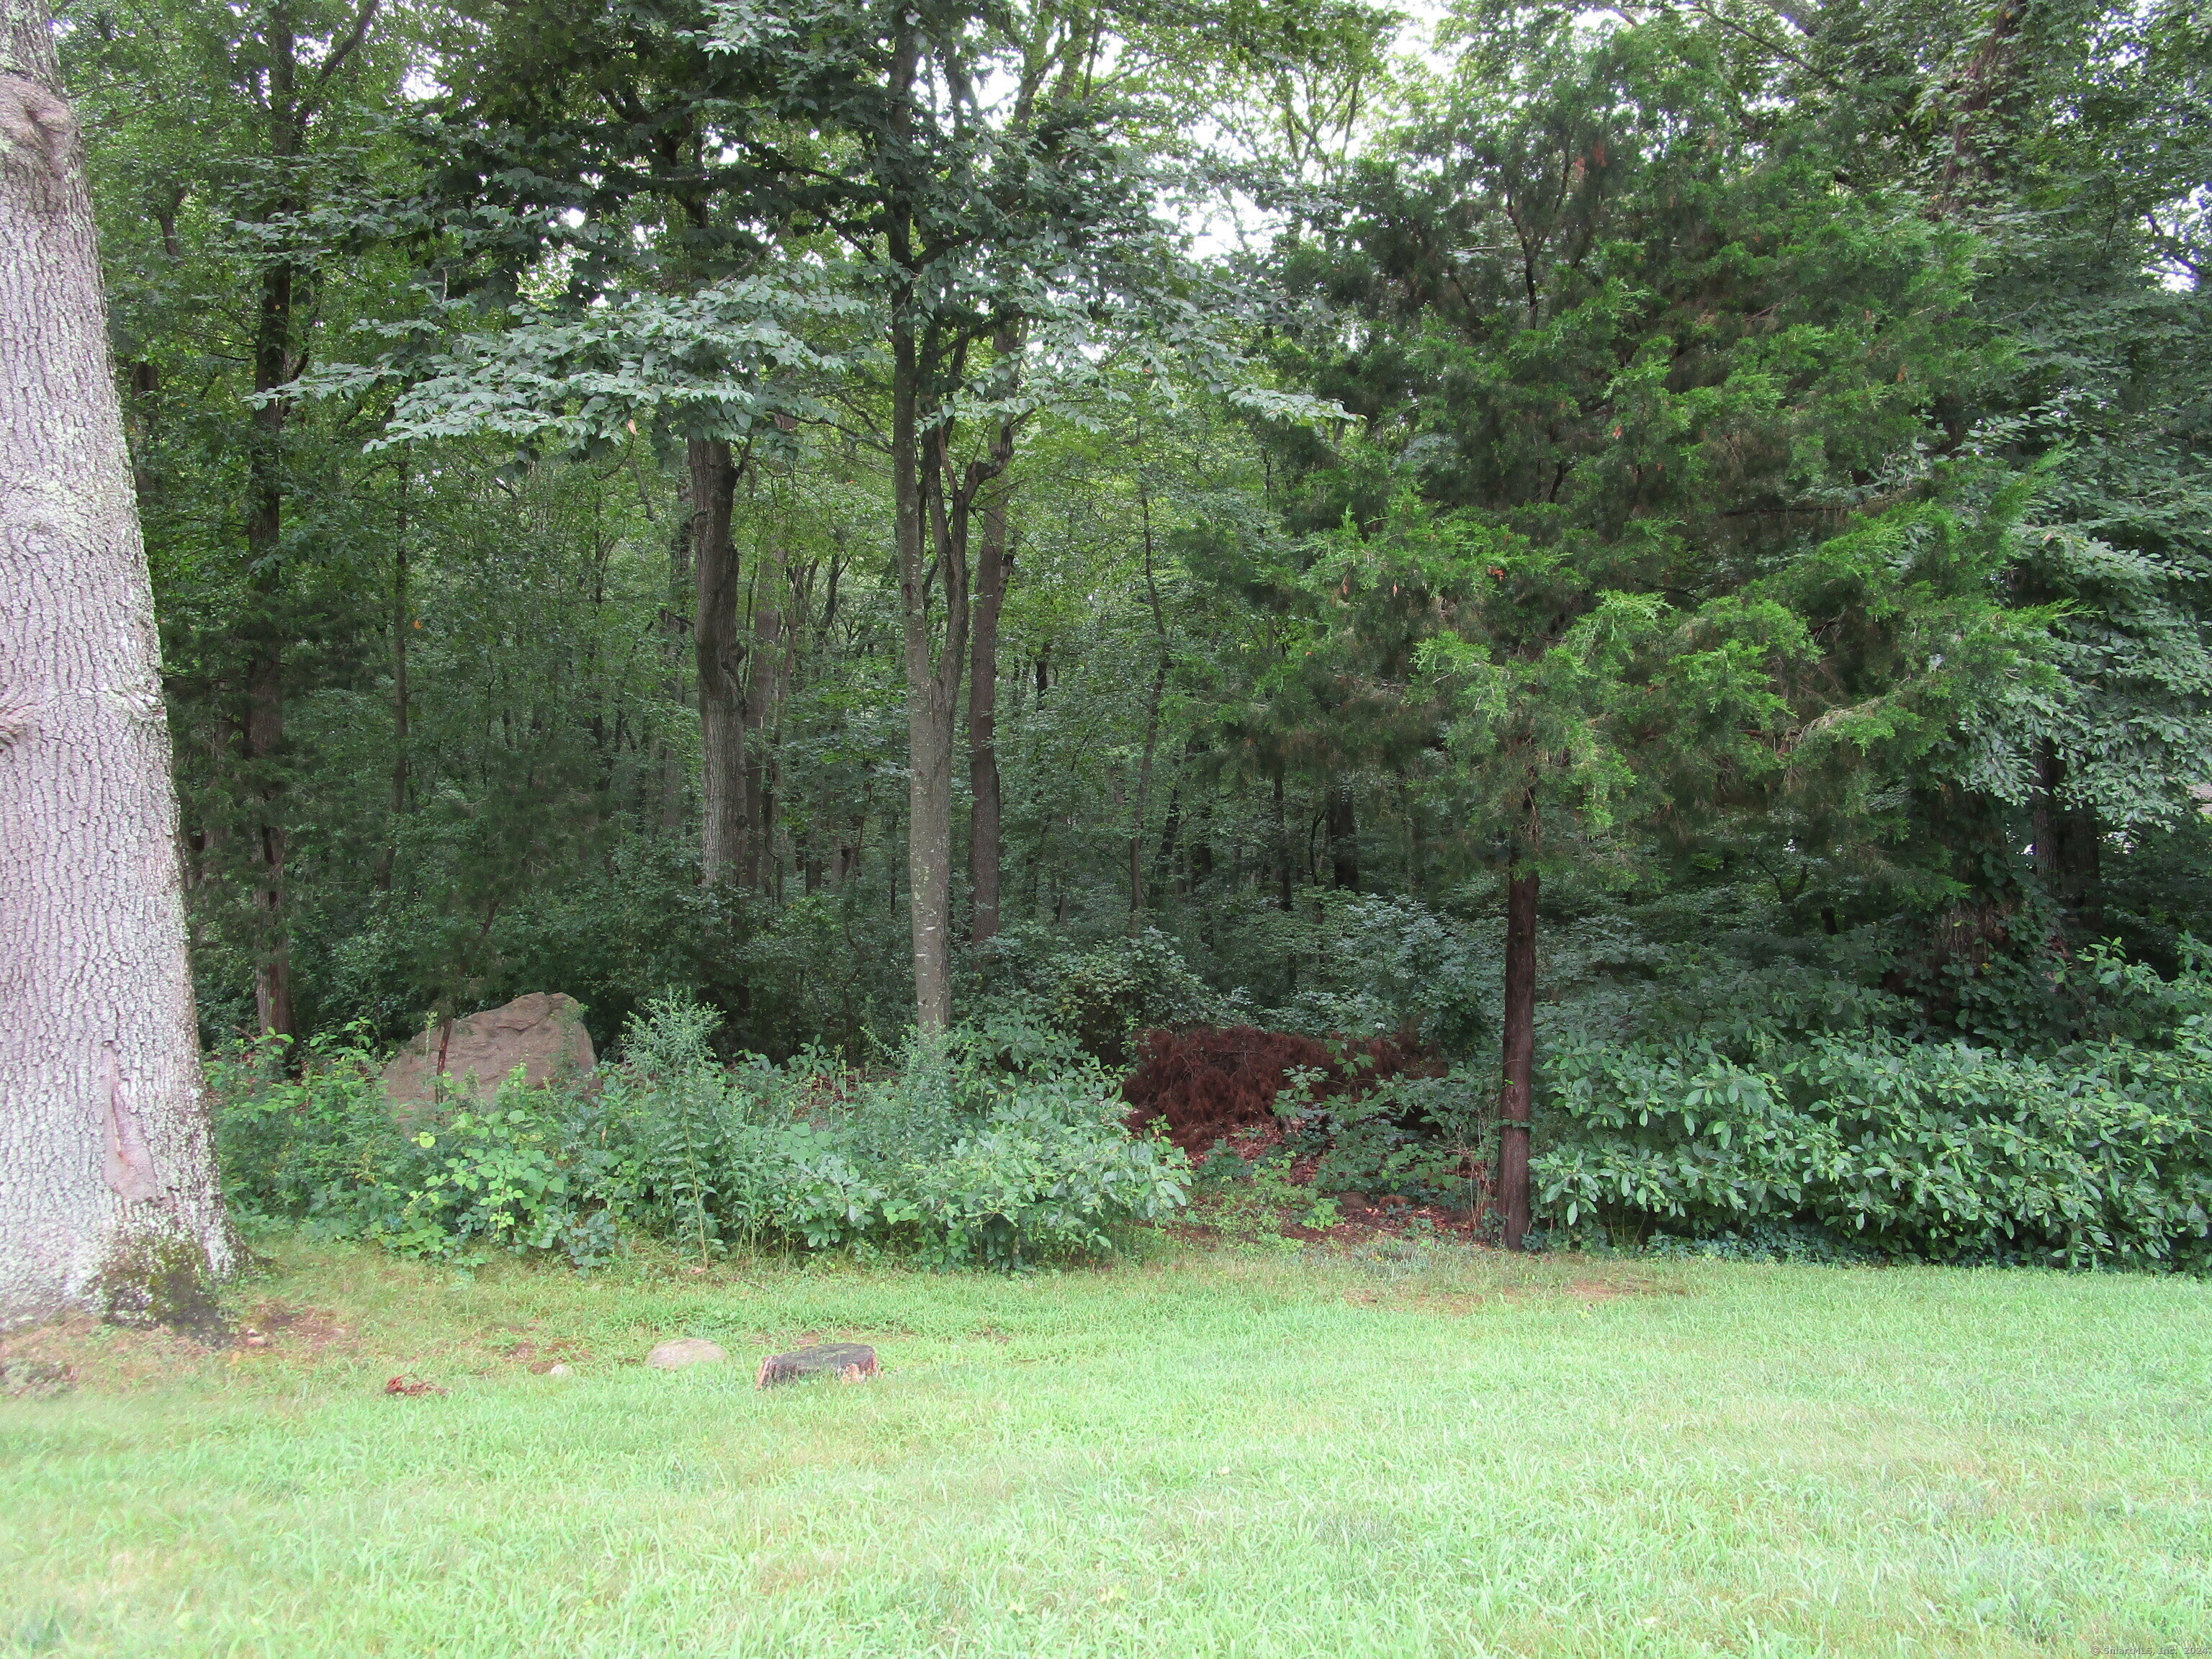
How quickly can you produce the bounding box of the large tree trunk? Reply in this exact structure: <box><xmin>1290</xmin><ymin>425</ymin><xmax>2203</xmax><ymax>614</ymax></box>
<box><xmin>967</xmin><ymin>480</ymin><xmax>1010</xmax><ymax>945</ymax></box>
<box><xmin>1497</xmin><ymin>861</ymin><xmax>1538</xmax><ymax>1251</ymax></box>
<box><xmin>690</xmin><ymin>438</ymin><xmax>750</xmax><ymax>884</ymax></box>
<box><xmin>0</xmin><ymin>12</ymin><xmax>236</xmax><ymax>1322</ymax></box>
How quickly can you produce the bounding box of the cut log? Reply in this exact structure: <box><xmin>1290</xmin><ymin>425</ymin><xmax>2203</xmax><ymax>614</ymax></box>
<box><xmin>756</xmin><ymin>1343</ymin><xmax>878</xmax><ymax>1388</ymax></box>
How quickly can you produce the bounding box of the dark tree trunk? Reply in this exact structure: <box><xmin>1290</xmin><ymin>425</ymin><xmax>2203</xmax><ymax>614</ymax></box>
<box><xmin>658</xmin><ymin>498</ymin><xmax>692</xmax><ymax>834</ymax></box>
<box><xmin>1498</xmin><ymin>863</ymin><xmax>1538</xmax><ymax>1251</ymax></box>
<box><xmin>742</xmin><ymin>545</ymin><xmax>784</xmax><ymax>889</ymax></box>
<box><xmin>968</xmin><ymin>477</ymin><xmax>1010</xmax><ymax>944</ymax></box>
<box><xmin>1273</xmin><ymin>765</ymin><xmax>1292</xmax><ymax>911</ymax></box>
<box><xmin>390</xmin><ymin>453</ymin><xmax>410</xmax><ymax>822</ymax></box>
<box><xmin>2033</xmin><ymin>742</ymin><xmax>2103</xmax><ymax>939</ymax></box>
<box><xmin>1327</xmin><ymin>781</ymin><xmax>1358</xmax><ymax>890</ymax></box>
<box><xmin>1129</xmin><ymin>477</ymin><xmax>1168</xmax><ymax>927</ymax></box>
<box><xmin>690</xmin><ymin>439</ymin><xmax>749</xmax><ymax>884</ymax></box>
<box><xmin>243</xmin><ymin>233</ymin><xmax>294</xmax><ymax>1040</ymax></box>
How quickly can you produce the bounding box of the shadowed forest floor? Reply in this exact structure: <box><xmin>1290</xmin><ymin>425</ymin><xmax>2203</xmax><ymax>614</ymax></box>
<box><xmin>1</xmin><ymin>1238</ymin><xmax>2208</xmax><ymax>1658</ymax></box>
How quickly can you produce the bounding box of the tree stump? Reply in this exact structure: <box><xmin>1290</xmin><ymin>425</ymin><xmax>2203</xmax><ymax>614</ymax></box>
<box><xmin>755</xmin><ymin>1343</ymin><xmax>878</xmax><ymax>1388</ymax></box>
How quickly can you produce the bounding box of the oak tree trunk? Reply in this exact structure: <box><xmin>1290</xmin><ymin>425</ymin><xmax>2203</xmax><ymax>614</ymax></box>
<box><xmin>0</xmin><ymin>4</ymin><xmax>237</xmax><ymax>1322</ymax></box>
<box><xmin>690</xmin><ymin>439</ymin><xmax>750</xmax><ymax>885</ymax></box>
<box><xmin>1497</xmin><ymin>863</ymin><xmax>1538</xmax><ymax>1251</ymax></box>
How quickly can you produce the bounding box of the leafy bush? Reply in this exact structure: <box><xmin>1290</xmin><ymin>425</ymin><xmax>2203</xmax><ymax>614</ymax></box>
<box><xmin>207</xmin><ymin>997</ymin><xmax>1189</xmax><ymax>1271</ymax></box>
<box><xmin>973</xmin><ymin>926</ymin><xmax>1220</xmax><ymax>1065</ymax></box>
<box><xmin>1535</xmin><ymin>975</ymin><xmax>2212</xmax><ymax>1268</ymax></box>
<box><xmin>204</xmin><ymin>1024</ymin><xmax>408</xmax><ymax>1231</ymax></box>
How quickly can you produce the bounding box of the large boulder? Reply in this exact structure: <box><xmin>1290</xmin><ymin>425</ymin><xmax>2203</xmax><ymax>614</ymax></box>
<box><xmin>382</xmin><ymin>992</ymin><xmax>595</xmax><ymax>1112</ymax></box>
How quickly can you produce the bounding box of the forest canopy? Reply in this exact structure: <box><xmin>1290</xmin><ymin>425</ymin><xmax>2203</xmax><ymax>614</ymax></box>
<box><xmin>57</xmin><ymin>0</ymin><xmax>2212</xmax><ymax>1259</ymax></box>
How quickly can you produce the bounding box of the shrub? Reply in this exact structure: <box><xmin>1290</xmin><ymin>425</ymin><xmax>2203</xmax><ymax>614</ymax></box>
<box><xmin>204</xmin><ymin>1024</ymin><xmax>408</xmax><ymax>1231</ymax></box>
<box><xmin>207</xmin><ymin>997</ymin><xmax>1188</xmax><ymax>1272</ymax></box>
<box><xmin>1535</xmin><ymin>1026</ymin><xmax>2212</xmax><ymax>1268</ymax></box>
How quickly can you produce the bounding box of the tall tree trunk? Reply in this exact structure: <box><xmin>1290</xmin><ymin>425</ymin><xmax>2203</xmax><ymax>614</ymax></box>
<box><xmin>238</xmin><ymin>4</ymin><xmax>310</xmax><ymax>1041</ymax></box>
<box><xmin>389</xmin><ymin>453</ymin><xmax>410</xmax><ymax>820</ymax></box>
<box><xmin>690</xmin><ymin>439</ymin><xmax>749</xmax><ymax>884</ymax></box>
<box><xmin>0</xmin><ymin>10</ymin><xmax>235</xmax><ymax>1321</ymax></box>
<box><xmin>1272</xmin><ymin>764</ymin><xmax>1292</xmax><ymax>910</ymax></box>
<box><xmin>1327</xmin><ymin>781</ymin><xmax>1358</xmax><ymax>890</ymax></box>
<box><xmin>1497</xmin><ymin>860</ymin><xmax>1538</xmax><ymax>1251</ymax></box>
<box><xmin>1128</xmin><ymin>469</ymin><xmax>1168</xmax><ymax>928</ymax></box>
<box><xmin>243</xmin><ymin>266</ymin><xmax>294</xmax><ymax>1039</ymax></box>
<box><xmin>2033</xmin><ymin>742</ymin><xmax>2103</xmax><ymax>940</ymax></box>
<box><xmin>741</xmin><ymin>544</ymin><xmax>784</xmax><ymax>889</ymax></box>
<box><xmin>967</xmin><ymin>477</ymin><xmax>1011</xmax><ymax>945</ymax></box>
<box><xmin>657</xmin><ymin>495</ymin><xmax>692</xmax><ymax>835</ymax></box>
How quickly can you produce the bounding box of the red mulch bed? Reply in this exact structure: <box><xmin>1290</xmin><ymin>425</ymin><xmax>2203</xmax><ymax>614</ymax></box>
<box><xmin>1122</xmin><ymin>1024</ymin><xmax>1438</xmax><ymax>1151</ymax></box>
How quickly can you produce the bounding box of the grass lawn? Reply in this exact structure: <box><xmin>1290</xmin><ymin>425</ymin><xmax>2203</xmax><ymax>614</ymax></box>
<box><xmin>1</xmin><ymin>1236</ymin><xmax>2208</xmax><ymax>1658</ymax></box>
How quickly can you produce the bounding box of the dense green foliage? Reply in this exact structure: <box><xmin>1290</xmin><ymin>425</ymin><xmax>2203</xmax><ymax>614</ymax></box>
<box><xmin>1536</xmin><ymin>950</ymin><xmax>2212</xmax><ymax>1266</ymax></box>
<box><xmin>57</xmin><ymin>0</ymin><xmax>2212</xmax><ymax>1260</ymax></box>
<box><xmin>211</xmin><ymin>1002</ymin><xmax>1187</xmax><ymax>1269</ymax></box>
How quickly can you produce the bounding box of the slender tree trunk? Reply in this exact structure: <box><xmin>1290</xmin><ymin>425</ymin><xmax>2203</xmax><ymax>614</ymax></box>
<box><xmin>1327</xmin><ymin>781</ymin><xmax>1358</xmax><ymax>890</ymax></box>
<box><xmin>741</xmin><ymin>544</ymin><xmax>784</xmax><ymax>890</ymax></box>
<box><xmin>657</xmin><ymin>496</ymin><xmax>692</xmax><ymax>835</ymax></box>
<box><xmin>689</xmin><ymin>439</ymin><xmax>749</xmax><ymax>884</ymax></box>
<box><xmin>0</xmin><ymin>9</ymin><xmax>235</xmax><ymax>1321</ymax></box>
<box><xmin>239</xmin><ymin>9</ymin><xmax>305</xmax><ymax>1042</ymax></box>
<box><xmin>243</xmin><ymin>269</ymin><xmax>293</xmax><ymax>1038</ymax></box>
<box><xmin>1128</xmin><ymin>472</ymin><xmax>1168</xmax><ymax>928</ymax></box>
<box><xmin>2033</xmin><ymin>742</ymin><xmax>2103</xmax><ymax>939</ymax></box>
<box><xmin>968</xmin><ymin>479</ymin><xmax>1011</xmax><ymax>945</ymax></box>
<box><xmin>389</xmin><ymin>454</ymin><xmax>410</xmax><ymax>821</ymax></box>
<box><xmin>1272</xmin><ymin>764</ymin><xmax>1292</xmax><ymax>910</ymax></box>
<box><xmin>881</xmin><ymin>22</ymin><xmax>961</xmax><ymax>1028</ymax></box>
<box><xmin>1498</xmin><ymin>861</ymin><xmax>1538</xmax><ymax>1251</ymax></box>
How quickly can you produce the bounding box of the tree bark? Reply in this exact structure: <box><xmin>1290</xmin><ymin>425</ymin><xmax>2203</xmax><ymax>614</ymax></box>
<box><xmin>690</xmin><ymin>438</ymin><xmax>749</xmax><ymax>884</ymax></box>
<box><xmin>0</xmin><ymin>7</ymin><xmax>236</xmax><ymax>1322</ymax></box>
<box><xmin>1497</xmin><ymin>862</ymin><xmax>1538</xmax><ymax>1251</ymax></box>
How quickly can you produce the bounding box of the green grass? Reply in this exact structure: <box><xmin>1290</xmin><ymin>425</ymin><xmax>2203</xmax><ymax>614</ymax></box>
<box><xmin>2</xmin><ymin>1237</ymin><xmax>2208</xmax><ymax>1658</ymax></box>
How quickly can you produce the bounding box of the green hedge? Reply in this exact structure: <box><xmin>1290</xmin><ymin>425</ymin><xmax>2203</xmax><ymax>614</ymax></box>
<box><xmin>1536</xmin><ymin>1027</ymin><xmax>2212</xmax><ymax>1268</ymax></box>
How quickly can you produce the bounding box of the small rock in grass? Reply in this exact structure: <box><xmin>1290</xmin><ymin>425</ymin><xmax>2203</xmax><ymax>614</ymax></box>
<box><xmin>647</xmin><ymin>1338</ymin><xmax>727</xmax><ymax>1370</ymax></box>
<box><xmin>546</xmin><ymin>1362</ymin><xmax>573</xmax><ymax>1377</ymax></box>
<box><xmin>756</xmin><ymin>1343</ymin><xmax>878</xmax><ymax>1388</ymax></box>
